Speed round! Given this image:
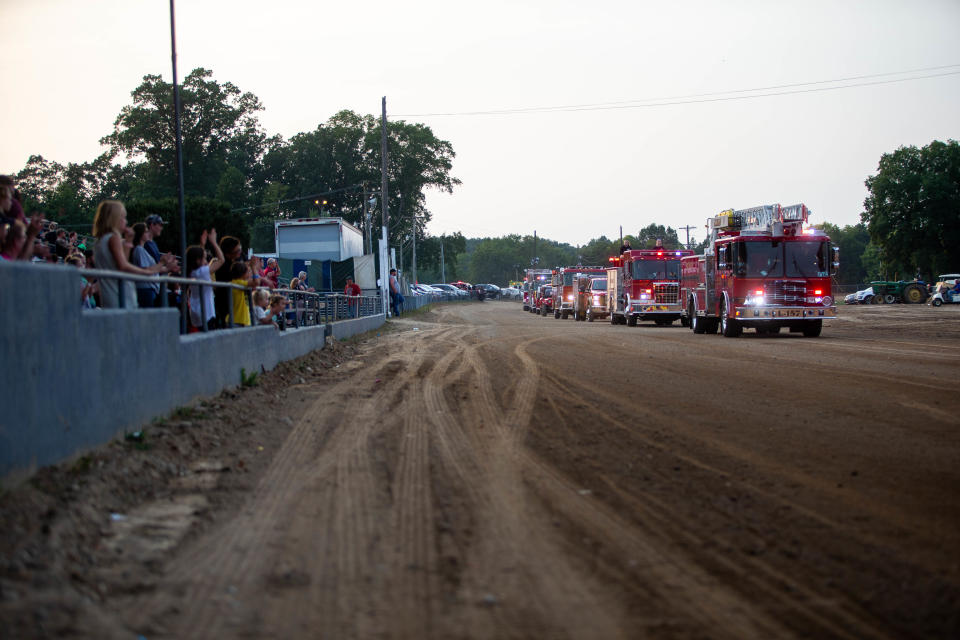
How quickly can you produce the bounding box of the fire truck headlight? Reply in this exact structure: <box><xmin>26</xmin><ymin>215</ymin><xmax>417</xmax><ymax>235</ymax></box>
<box><xmin>639</xmin><ymin>293</ymin><xmax>649</xmax><ymax>300</ymax></box>
<box><xmin>745</xmin><ymin>295</ymin><xmax>765</xmax><ymax>306</ymax></box>
<box><xmin>567</xmin><ymin>294</ymin><xmax>574</xmax><ymax>301</ymax></box>
<box><xmin>593</xmin><ymin>295</ymin><xmax>601</xmax><ymax>305</ymax></box>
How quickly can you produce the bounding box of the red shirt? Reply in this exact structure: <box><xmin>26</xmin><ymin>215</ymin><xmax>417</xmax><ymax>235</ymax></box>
<box><xmin>344</xmin><ymin>282</ymin><xmax>362</xmax><ymax>297</ymax></box>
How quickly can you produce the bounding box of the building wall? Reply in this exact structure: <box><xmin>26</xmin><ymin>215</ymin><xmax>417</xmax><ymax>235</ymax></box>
<box><xmin>0</xmin><ymin>261</ymin><xmax>384</xmax><ymax>481</ymax></box>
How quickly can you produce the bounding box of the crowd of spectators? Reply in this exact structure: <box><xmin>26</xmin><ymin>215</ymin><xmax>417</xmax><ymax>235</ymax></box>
<box><xmin>1</xmin><ymin>175</ymin><xmax>376</xmax><ymax>329</ymax></box>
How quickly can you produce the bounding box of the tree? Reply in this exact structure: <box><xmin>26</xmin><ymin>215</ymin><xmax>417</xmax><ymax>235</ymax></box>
<box><xmin>260</xmin><ymin>110</ymin><xmax>460</xmax><ymax>246</ymax></box>
<box><xmin>635</xmin><ymin>223</ymin><xmax>681</xmax><ymax>249</ymax></box>
<box><xmin>820</xmin><ymin>222</ymin><xmax>871</xmax><ymax>285</ymax></box>
<box><xmin>862</xmin><ymin>139</ymin><xmax>960</xmax><ymax>279</ymax></box>
<box><xmin>101</xmin><ymin>68</ymin><xmax>270</xmax><ymax>204</ymax></box>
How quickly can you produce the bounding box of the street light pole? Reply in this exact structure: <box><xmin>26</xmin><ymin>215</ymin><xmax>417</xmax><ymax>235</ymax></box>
<box><xmin>169</xmin><ymin>0</ymin><xmax>188</xmax><ymax>334</ymax></box>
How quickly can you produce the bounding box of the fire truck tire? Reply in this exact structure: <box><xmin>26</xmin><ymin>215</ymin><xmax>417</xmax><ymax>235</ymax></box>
<box><xmin>554</xmin><ymin>309</ymin><xmax>561</xmax><ymax>319</ymax></box>
<box><xmin>627</xmin><ymin>315</ymin><xmax>638</xmax><ymax>327</ymax></box>
<box><xmin>706</xmin><ymin>318</ymin><xmax>719</xmax><ymax>334</ymax></box>
<box><xmin>587</xmin><ymin>310</ymin><xmax>594</xmax><ymax>322</ymax></box>
<box><xmin>692</xmin><ymin>314</ymin><xmax>705</xmax><ymax>334</ymax></box>
<box><xmin>721</xmin><ymin>302</ymin><xmax>742</xmax><ymax>337</ymax></box>
<box><xmin>802</xmin><ymin>320</ymin><xmax>823</xmax><ymax>337</ymax></box>
<box><xmin>680</xmin><ymin>315</ymin><xmax>690</xmax><ymax>328</ymax></box>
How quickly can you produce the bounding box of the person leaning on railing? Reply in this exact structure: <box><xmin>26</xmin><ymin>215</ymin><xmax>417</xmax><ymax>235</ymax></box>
<box><xmin>91</xmin><ymin>201</ymin><xmax>180</xmax><ymax>309</ymax></box>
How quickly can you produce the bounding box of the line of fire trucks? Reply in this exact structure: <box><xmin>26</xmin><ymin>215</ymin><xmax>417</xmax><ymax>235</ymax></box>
<box><xmin>521</xmin><ymin>203</ymin><xmax>839</xmax><ymax>337</ymax></box>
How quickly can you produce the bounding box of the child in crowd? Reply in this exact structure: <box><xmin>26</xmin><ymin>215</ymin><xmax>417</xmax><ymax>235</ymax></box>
<box><xmin>186</xmin><ymin>228</ymin><xmax>224</xmax><ymax>331</ymax></box>
<box><xmin>252</xmin><ymin>288</ymin><xmax>288</xmax><ymax>328</ymax></box>
<box><xmin>229</xmin><ymin>260</ymin><xmax>254</xmax><ymax>327</ymax></box>
<box><xmin>268</xmin><ymin>294</ymin><xmax>287</xmax><ymax>328</ymax></box>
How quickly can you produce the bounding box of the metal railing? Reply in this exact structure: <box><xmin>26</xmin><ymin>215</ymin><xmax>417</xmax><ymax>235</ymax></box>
<box><xmin>69</xmin><ymin>268</ymin><xmax>383</xmax><ymax>334</ymax></box>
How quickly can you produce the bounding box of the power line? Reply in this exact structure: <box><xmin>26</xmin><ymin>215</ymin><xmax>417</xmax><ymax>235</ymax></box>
<box><xmin>393</xmin><ymin>63</ymin><xmax>960</xmax><ymax>117</ymax></box>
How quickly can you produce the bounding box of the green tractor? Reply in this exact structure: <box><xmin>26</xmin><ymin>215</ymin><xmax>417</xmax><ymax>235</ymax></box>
<box><xmin>869</xmin><ymin>280</ymin><xmax>928</xmax><ymax>304</ymax></box>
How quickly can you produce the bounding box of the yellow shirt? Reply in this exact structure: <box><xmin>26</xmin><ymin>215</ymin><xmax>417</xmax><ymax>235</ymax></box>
<box><xmin>231</xmin><ymin>279</ymin><xmax>251</xmax><ymax>326</ymax></box>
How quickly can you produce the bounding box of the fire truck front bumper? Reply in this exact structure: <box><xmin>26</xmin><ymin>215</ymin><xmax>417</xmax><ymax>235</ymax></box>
<box><xmin>735</xmin><ymin>306</ymin><xmax>838</xmax><ymax>321</ymax></box>
<box><xmin>630</xmin><ymin>302</ymin><xmax>681</xmax><ymax>316</ymax></box>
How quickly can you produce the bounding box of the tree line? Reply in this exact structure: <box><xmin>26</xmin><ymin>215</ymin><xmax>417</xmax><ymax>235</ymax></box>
<box><xmin>7</xmin><ymin>66</ymin><xmax>956</xmax><ymax>287</ymax></box>
<box><xmin>11</xmin><ymin>68</ymin><xmax>459</xmax><ymax>259</ymax></box>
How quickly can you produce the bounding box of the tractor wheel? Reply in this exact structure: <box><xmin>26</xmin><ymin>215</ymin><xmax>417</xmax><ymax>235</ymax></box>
<box><xmin>802</xmin><ymin>320</ymin><xmax>823</xmax><ymax>337</ymax></box>
<box><xmin>933</xmin><ymin>298</ymin><xmax>943</xmax><ymax>307</ymax></box>
<box><xmin>721</xmin><ymin>301</ymin><xmax>742</xmax><ymax>338</ymax></box>
<box><xmin>884</xmin><ymin>294</ymin><xmax>896</xmax><ymax>304</ymax></box>
<box><xmin>902</xmin><ymin>284</ymin><xmax>927</xmax><ymax>304</ymax></box>
<box><xmin>872</xmin><ymin>294</ymin><xmax>883</xmax><ymax>304</ymax></box>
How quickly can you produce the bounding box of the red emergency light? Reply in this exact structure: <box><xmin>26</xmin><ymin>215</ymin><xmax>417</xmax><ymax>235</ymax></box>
<box><xmin>814</xmin><ymin>289</ymin><xmax>822</xmax><ymax>295</ymax></box>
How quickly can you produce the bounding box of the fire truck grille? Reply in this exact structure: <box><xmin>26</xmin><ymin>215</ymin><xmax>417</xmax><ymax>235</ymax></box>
<box><xmin>767</xmin><ymin>280</ymin><xmax>807</xmax><ymax>305</ymax></box>
<box><xmin>654</xmin><ymin>283</ymin><xmax>679</xmax><ymax>304</ymax></box>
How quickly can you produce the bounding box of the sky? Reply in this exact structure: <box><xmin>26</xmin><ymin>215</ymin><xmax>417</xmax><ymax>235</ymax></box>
<box><xmin>2</xmin><ymin>0</ymin><xmax>959</xmax><ymax>247</ymax></box>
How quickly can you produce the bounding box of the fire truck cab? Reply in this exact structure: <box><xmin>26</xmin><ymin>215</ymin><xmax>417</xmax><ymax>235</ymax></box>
<box><xmin>522</xmin><ymin>269</ymin><xmax>553</xmax><ymax>311</ymax></box>
<box><xmin>607</xmin><ymin>248</ymin><xmax>694</xmax><ymax>326</ymax></box>
<box><xmin>681</xmin><ymin>204</ymin><xmax>839</xmax><ymax>337</ymax></box>
<box><xmin>572</xmin><ymin>276</ymin><xmax>609</xmax><ymax>321</ymax></box>
<box><xmin>553</xmin><ymin>266</ymin><xmax>606</xmax><ymax>319</ymax></box>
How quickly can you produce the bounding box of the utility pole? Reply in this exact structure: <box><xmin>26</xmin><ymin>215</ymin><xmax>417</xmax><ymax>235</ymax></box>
<box><xmin>362</xmin><ymin>182</ymin><xmax>371</xmax><ymax>254</ymax></box>
<box><xmin>380</xmin><ymin>97</ymin><xmax>390</xmax><ymax>313</ymax></box>
<box><xmin>533</xmin><ymin>230</ymin><xmax>537</xmax><ymax>266</ymax></box>
<box><xmin>679</xmin><ymin>224</ymin><xmax>696</xmax><ymax>249</ymax></box>
<box><xmin>411</xmin><ymin>213</ymin><xmax>418</xmax><ymax>284</ymax></box>
<box><xmin>440</xmin><ymin>238</ymin><xmax>446</xmax><ymax>282</ymax></box>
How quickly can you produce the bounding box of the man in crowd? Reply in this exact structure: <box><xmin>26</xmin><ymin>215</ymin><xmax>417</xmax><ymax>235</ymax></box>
<box><xmin>144</xmin><ymin>215</ymin><xmax>165</xmax><ymax>262</ymax></box>
<box><xmin>344</xmin><ymin>276</ymin><xmax>362</xmax><ymax>318</ymax></box>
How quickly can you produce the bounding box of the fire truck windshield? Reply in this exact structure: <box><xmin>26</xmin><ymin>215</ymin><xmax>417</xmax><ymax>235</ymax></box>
<box><xmin>735</xmin><ymin>241</ymin><xmax>783</xmax><ymax>277</ymax></box>
<box><xmin>734</xmin><ymin>241</ymin><xmax>828</xmax><ymax>278</ymax></box>
<box><xmin>630</xmin><ymin>259</ymin><xmax>681</xmax><ymax>280</ymax></box>
<box><xmin>785</xmin><ymin>241</ymin><xmax>829</xmax><ymax>278</ymax></box>
<box><xmin>590</xmin><ymin>279</ymin><xmax>607</xmax><ymax>291</ymax></box>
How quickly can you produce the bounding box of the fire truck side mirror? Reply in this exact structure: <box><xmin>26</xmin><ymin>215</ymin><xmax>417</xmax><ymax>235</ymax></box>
<box><xmin>717</xmin><ymin>245</ymin><xmax>728</xmax><ymax>270</ymax></box>
<box><xmin>831</xmin><ymin>246</ymin><xmax>840</xmax><ymax>274</ymax></box>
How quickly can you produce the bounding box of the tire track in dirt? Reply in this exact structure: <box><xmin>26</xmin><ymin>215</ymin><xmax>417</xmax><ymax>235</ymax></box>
<box><xmin>527</xmin><ymin>366</ymin><xmax>896</xmax><ymax>639</ymax></box>
<box><xmin>259</xmin><ymin>327</ymin><xmax>460</xmax><ymax>638</ymax></box>
<box><xmin>446</xmin><ymin>334</ymin><xmax>627</xmax><ymax>639</ymax></box>
<box><xmin>153</xmin><ymin>336</ymin><xmax>432</xmax><ymax>638</ymax></box>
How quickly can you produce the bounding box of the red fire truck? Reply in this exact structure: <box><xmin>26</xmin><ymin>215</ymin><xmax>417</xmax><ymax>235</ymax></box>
<box><xmin>522</xmin><ymin>268</ymin><xmax>553</xmax><ymax>311</ymax></box>
<box><xmin>552</xmin><ymin>266</ymin><xmax>606</xmax><ymax>319</ymax></box>
<box><xmin>607</xmin><ymin>248</ymin><xmax>694</xmax><ymax>326</ymax></box>
<box><xmin>680</xmin><ymin>204</ymin><xmax>838</xmax><ymax>337</ymax></box>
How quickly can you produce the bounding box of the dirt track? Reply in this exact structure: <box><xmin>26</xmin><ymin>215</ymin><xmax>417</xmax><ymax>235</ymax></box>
<box><xmin>3</xmin><ymin>301</ymin><xmax>960</xmax><ymax>639</ymax></box>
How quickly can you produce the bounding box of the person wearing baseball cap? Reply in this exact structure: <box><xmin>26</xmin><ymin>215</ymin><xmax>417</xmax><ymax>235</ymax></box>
<box><xmin>144</xmin><ymin>214</ymin><xmax>166</xmax><ymax>262</ymax></box>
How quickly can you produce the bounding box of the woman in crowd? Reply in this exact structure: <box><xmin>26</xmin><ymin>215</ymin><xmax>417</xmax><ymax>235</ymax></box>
<box><xmin>131</xmin><ymin>222</ymin><xmax>162</xmax><ymax>308</ymax></box>
<box><xmin>186</xmin><ymin>228</ymin><xmax>225</xmax><ymax>331</ymax></box>
<box><xmin>92</xmin><ymin>200</ymin><xmax>177</xmax><ymax>309</ymax></box>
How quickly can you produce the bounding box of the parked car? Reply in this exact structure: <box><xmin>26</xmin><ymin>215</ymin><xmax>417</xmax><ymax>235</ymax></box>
<box><xmin>430</xmin><ymin>283</ymin><xmax>467</xmax><ymax>297</ymax></box>
<box><xmin>476</xmin><ymin>283</ymin><xmax>501</xmax><ymax>298</ymax></box>
<box><xmin>500</xmin><ymin>286</ymin><xmax>521</xmax><ymax>300</ymax></box>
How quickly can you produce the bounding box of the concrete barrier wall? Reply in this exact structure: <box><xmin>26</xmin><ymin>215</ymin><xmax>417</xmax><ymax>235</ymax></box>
<box><xmin>0</xmin><ymin>261</ymin><xmax>384</xmax><ymax>479</ymax></box>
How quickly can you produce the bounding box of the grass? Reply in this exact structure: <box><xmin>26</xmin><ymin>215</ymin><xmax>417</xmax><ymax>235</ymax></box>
<box><xmin>240</xmin><ymin>367</ymin><xmax>259</xmax><ymax>387</ymax></box>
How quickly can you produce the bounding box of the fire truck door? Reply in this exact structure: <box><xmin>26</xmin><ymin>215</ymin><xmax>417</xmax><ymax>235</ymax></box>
<box><xmin>705</xmin><ymin>256</ymin><xmax>717</xmax><ymax>314</ymax></box>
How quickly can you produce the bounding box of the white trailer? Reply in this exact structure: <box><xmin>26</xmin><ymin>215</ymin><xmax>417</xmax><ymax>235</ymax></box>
<box><xmin>274</xmin><ymin>218</ymin><xmax>364</xmax><ymax>261</ymax></box>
